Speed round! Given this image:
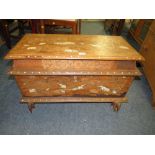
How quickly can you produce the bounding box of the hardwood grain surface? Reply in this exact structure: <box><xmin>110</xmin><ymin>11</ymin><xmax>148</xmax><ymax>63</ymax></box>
<box><xmin>5</xmin><ymin>34</ymin><xmax>144</xmax><ymax>61</ymax></box>
<box><xmin>140</xmin><ymin>20</ymin><xmax>155</xmax><ymax>107</ymax></box>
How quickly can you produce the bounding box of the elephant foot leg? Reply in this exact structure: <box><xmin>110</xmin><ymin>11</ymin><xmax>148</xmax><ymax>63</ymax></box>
<box><xmin>112</xmin><ymin>102</ymin><xmax>121</xmax><ymax>112</ymax></box>
<box><xmin>28</xmin><ymin>102</ymin><xmax>35</xmax><ymax>113</ymax></box>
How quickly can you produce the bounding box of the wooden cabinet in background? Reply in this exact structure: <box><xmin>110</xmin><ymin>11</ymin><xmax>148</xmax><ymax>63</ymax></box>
<box><xmin>31</xmin><ymin>19</ymin><xmax>81</xmax><ymax>34</ymax></box>
<box><xmin>129</xmin><ymin>19</ymin><xmax>153</xmax><ymax>47</ymax></box>
<box><xmin>140</xmin><ymin>20</ymin><xmax>155</xmax><ymax>107</ymax></box>
<box><xmin>104</xmin><ymin>19</ymin><xmax>125</xmax><ymax>35</ymax></box>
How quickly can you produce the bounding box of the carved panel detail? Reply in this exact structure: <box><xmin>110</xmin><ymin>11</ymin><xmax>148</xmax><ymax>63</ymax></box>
<box><xmin>15</xmin><ymin>75</ymin><xmax>133</xmax><ymax>97</ymax></box>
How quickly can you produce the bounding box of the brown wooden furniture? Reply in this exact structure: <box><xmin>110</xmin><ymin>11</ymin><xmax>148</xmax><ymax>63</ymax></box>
<box><xmin>0</xmin><ymin>19</ymin><xmax>32</xmax><ymax>48</ymax></box>
<box><xmin>104</xmin><ymin>19</ymin><xmax>125</xmax><ymax>35</ymax></box>
<box><xmin>129</xmin><ymin>19</ymin><xmax>153</xmax><ymax>47</ymax></box>
<box><xmin>32</xmin><ymin>19</ymin><xmax>81</xmax><ymax>34</ymax></box>
<box><xmin>140</xmin><ymin>20</ymin><xmax>155</xmax><ymax>108</ymax></box>
<box><xmin>110</xmin><ymin>19</ymin><xmax>125</xmax><ymax>35</ymax></box>
<box><xmin>5</xmin><ymin>34</ymin><xmax>144</xmax><ymax>112</ymax></box>
<box><xmin>0</xmin><ymin>20</ymin><xmax>12</xmax><ymax>48</ymax></box>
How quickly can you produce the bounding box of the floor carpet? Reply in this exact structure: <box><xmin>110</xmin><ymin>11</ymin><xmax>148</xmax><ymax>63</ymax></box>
<box><xmin>0</xmin><ymin>21</ymin><xmax>155</xmax><ymax>134</ymax></box>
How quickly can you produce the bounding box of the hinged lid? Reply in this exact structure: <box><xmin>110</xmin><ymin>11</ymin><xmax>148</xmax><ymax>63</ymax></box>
<box><xmin>5</xmin><ymin>34</ymin><xmax>144</xmax><ymax>61</ymax></box>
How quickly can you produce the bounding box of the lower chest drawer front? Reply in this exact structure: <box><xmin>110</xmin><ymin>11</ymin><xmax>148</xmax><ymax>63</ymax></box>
<box><xmin>15</xmin><ymin>75</ymin><xmax>133</xmax><ymax>97</ymax></box>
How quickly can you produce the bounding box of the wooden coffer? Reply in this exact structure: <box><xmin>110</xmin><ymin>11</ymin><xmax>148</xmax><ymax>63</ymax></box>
<box><xmin>5</xmin><ymin>34</ymin><xmax>144</xmax><ymax>112</ymax></box>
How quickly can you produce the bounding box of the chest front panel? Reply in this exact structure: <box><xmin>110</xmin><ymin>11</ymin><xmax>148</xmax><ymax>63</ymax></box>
<box><xmin>15</xmin><ymin>75</ymin><xmax>133</xmax><ymax>97</ymax></box>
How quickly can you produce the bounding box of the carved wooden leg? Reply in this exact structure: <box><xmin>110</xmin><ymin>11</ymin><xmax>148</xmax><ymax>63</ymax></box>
<box><xmin>27</xmin><ymin>102</ymin><xmax>35</xmax><ymax>113</ymax></box>
<box><xmin>112</xmin><ymin>102</ymin><xmax>121</xmax><ymax>111</ymax></box>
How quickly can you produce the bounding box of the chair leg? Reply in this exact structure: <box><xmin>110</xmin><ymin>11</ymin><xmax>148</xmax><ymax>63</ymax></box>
<box><xmin>40</xmin><ymin>19</ymin><xmax>45</xmax><ymax>34</ymax></box>
<box><xmin>30</xmin><ymin>20</ymin><xmax>36</xmax><ymax>33</ymax></box>
<box><xmin>18</xmin><ymin>20</ymin><xmax>25</xmax><ymax>36</ymax></box>
<box><xmin>72</xmin><ymin>24</ymin><xmax>77</xmax><ymax>34</ymax></box>
<box><xmin>0</xmin><ymin>20</ymin><xmax>11</xmax><ymax>48</ymax></box>
<box><xmin>78</xmin><ymin>19</ymin><xmax>81</xmax><ymax>34</ymax></box>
